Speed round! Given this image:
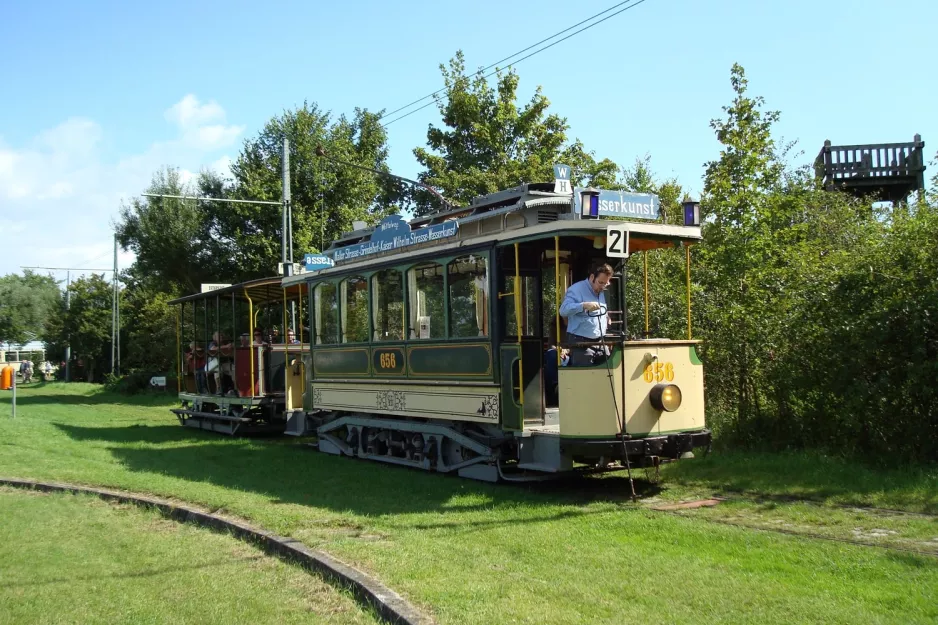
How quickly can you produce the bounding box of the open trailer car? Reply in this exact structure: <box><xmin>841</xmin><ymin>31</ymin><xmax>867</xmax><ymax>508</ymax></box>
<box><xmin>168</xmin><ymin>276</ymin><xmax>308</xmax><ymax>435</ymax></box>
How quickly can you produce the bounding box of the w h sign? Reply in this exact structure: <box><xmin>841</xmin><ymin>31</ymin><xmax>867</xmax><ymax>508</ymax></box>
<box><xmin>553</xmin><ymin>163</ymin><xmax>572</xmax><ymax>194</ymax></box>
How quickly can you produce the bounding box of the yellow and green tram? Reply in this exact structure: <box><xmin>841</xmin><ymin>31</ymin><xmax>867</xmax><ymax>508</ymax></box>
<box><xmin>170</xmin><ymin>174</ymin><xmax>711</xmax><ymax>480</ymax></box>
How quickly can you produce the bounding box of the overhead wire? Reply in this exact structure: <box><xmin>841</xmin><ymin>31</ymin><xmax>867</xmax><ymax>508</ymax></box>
<box><xmin>377</xmin><ymin>0</ymin><xmax>642</xmax><ymax>124</ymax></box>
<box><xmin>380</xmin><ymin>0</ymin><xmax>652</xmax><ymax>128</ymax></box>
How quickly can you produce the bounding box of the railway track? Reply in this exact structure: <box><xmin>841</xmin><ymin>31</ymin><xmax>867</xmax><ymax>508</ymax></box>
<box><xmin>648</xmin><ymin>493</ymin><xmax>938</xmax><ymax>559</ymax></box>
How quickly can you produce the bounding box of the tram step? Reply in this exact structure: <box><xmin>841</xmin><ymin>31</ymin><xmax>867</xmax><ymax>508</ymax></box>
<box><xmin>170</xmin><ymin>409</ymin><xmax>252</xmax><ymax>423</ymax></box>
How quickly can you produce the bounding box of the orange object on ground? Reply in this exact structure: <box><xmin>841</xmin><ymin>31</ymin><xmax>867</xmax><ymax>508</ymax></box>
<box><xmin>0</xmin><ymin>364</ymin><xmax>13</xmax><ymax>390</ymax></box>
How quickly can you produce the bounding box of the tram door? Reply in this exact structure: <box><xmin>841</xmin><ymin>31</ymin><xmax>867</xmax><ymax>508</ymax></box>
<box><xmin>498</xmin><ymin>244</ymin><xmax>544</xmax><ymax>429</ymax></box>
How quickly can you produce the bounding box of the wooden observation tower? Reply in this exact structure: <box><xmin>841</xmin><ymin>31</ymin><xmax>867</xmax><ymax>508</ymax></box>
<box><xmin>815</xmin><ymin>134</ymin><xmax>926</xmax><ymax>203</ymax></box>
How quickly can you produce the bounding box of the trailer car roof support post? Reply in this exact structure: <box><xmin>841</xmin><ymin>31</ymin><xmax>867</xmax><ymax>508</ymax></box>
<box><xmin>245</xmin><ymin>289</ymin><xmax>255</xmax><ymax>397</ymax></box>
<box><xmin>283</xmin><ymin>285</ymin><xmax>288</xmax><ymax>395</ymax></box>
<box><xmin>555</xmin><ymin>236</ymin><xmax>560</xmax><ymax>367</ymax></box>
<box><xmin>175</xmin><ymin>305</ymin><xmax>181</xmax><ymax>394</ymax></box>
<box><xmin>230</xmin><ymin>291</ymin><xmax>236</xmax><ymax>385</ymax></box>
<box><xmin>686</xmin><ymin>244</ymin><xmax>692</xmax><ymax>340</ymax></box>
<box><xmin>644</xmin><ymin>251</ymin><xmax>649</xmax><ymax>337</ymax></box>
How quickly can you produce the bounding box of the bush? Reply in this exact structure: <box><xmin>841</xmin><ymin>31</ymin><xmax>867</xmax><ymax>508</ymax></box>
<box><xmin>103</xmin><ymin>371</ymin><xmax>177</xmax><ymax>395</ymax></box>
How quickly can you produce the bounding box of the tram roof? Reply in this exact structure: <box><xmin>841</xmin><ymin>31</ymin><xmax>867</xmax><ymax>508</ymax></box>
<box><xmin>282</xmin><ymin>181</ymin><xmax>702</xmax><ymax>287</ymax></box>
<box><xmin>167</xmin><ymin>276</ymin><xmax>305</xmax><ymax>306</ymax></box>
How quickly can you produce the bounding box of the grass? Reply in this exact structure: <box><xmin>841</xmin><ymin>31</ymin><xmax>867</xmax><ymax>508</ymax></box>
<box><xmin>2</xmin><ymin>382</ymin><xmax>938</xmax><ymax>624</ymax></box>
<box><xmin>0</xmin><ymin>487</ymin><xmax>379</xmax><ymax>625</ymax></box>
<box><xmin>662</xmin><ymin>497</ymin><xmax>938</xmax><ymax>556</ymax></box>
<box><xmin>660</xmin><ymin>450</ymin><xmax>938</xmax><ymax>513</ymax></box>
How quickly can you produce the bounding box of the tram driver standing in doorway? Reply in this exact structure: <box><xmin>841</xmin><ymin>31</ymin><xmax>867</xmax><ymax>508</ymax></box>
<box><xmin>559</xmin><ymin>262</ymin><xmax>612</xmax><ymax>366</ymax></box>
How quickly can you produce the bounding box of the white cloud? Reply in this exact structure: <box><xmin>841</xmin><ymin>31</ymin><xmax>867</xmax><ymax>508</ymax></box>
<box><xmin>189</xmin><ymin>124</ymin><xmax>243</xmax><ymax>150</ymax></box>
<box><xmin>0</xmin><ymin>95</ymin><xmax>245</xmax><ymax>281</ymax></box>
<box><xmin>165</xmin><ymin>94</ymin><xmax>226</xmax><ymax>129</ymax></box>
<box><xmin>165</xmin><ymin>94</ymin><xmax>244</xmax><ymax>151</ymax></box>
<box><xmin>211</xmin><ymin>155</ymin><xmax>233</xmax><ymax>180</ymax></box>
<box><xmin>0</xmin><ymin>118</ymin><xmax>102</xmax><ymax>202</ymax></box>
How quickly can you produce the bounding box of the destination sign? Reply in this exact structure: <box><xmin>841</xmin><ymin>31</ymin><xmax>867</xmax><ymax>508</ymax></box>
<box><xmin>303</xmin><ymin>254</ymin><xmax>335</xmax><ymax>271</ymax></box>
<box><xmin>323</xmin><ymin>215</ymin><xmax>459</xmax><ymax>262</ymax></box>
<box><xmin>574</xmin><ymin>188</ymin><xmax>660</xmax><ymax>220</ymax></box>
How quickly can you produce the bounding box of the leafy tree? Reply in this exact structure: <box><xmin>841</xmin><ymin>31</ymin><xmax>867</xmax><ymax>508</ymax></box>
<box><xmin>118</xmin><ymin>104</ymin><xmax>401</xmax><ymax>296</ymax></box>
<box><xmin>43</xmin><ymin>274</ymin><xmax>114</xmax><ymax>382</ymax></box>
<box><xmin>691</xmin><ymin>63</ymin><xmax>937</xmax><ymax>464</ymax></box>
<box><xmin>0</xmin><ymin>271</ymin><xmax>61</xmax><ymax>346</ymax></box>
<box><xmin>119</xmin><ymin>274</ymin><xmax>177</xmax><ymax>374</ymax></box>
<box><xmin>219</xmin><ymin>103</ymin><xmax>401</xmax><ymax>279</ymax></box>
<box><xmin>617</xmin><ymin>156</ymin><xmax>689</xmax><ymax>340</ymax></box>
<box><xmin>116</xmin><ymin>168</ymin><xmax>216</xmax><ymax>295</ymax></box>
<box><xmin>695</xmin><ymin>63</ymin><xmax>791</xmax><ymax>436</ymax></box>
<box><xmin>411</xmin><ymin>51</ymin><xmax>622</xmax><ymax>214</ymax></box>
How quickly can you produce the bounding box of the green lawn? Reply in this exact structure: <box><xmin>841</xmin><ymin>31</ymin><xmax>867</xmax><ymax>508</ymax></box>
<box><xmin>0</xmin><ymin>487</ymin><xmax>379</xmax><ymax>624</ymax></box>
<box><xmin>2</xmin><ymin>382</ymin><xmax>937</xmax><ymax>624</ymax></box>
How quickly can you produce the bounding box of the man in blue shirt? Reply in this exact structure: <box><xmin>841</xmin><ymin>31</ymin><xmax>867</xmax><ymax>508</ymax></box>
<box><xmin>559</xmin><ymin>262</ymin><xmax>613</xmax><ymax>365</ymax></box>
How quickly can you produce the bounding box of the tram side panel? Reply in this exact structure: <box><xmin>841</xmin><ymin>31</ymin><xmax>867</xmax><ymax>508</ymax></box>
<box><xmin>306</xmin><ymin>341</ymin><xmax>502</xmax><ymax>426</ymax></box>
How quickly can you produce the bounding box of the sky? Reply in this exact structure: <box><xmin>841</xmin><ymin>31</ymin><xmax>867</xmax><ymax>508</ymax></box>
<box><xmin>1</xmin><ymin>0</ymin><xmax>935</xmax><ymax>285</ymax></box>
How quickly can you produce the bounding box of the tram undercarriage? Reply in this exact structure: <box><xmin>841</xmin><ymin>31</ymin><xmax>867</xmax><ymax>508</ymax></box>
<box><xmin>172</xmin><ymin>393</ymin><xmax>286</xmax><ymax>436</ymax></box>
<box><xmin>289</xmin><ymin>410</ymin><xmax>711</xmax><ymax>482</ymax></box>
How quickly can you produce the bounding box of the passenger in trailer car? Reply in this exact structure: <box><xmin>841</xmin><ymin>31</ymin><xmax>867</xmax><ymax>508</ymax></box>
<box><xmin>559</xmin><ymin>262</ymin><xmax>612</xmax><ymax>366</ymax></box>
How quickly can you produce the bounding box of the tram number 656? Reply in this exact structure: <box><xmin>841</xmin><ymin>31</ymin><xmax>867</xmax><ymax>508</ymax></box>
<box><xmin>379</xmin><ymin>353</ymin><xmax>397</xmax><ymax>369</ymax></box>
<box><xmin>643</xmin><ymin>362</ymin><xmax>674</xmax><ymax>383</ymax></box>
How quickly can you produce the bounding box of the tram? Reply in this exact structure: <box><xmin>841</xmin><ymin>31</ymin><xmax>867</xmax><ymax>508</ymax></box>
<box><xmin>170</xmin><ymin>168</ymin><xmax>712</xmax><ymax>480</ymax></box>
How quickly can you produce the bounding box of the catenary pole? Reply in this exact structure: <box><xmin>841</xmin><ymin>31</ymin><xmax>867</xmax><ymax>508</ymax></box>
<box><xmin>112</xmin><ymin>235</ymin><xmax>117</xmax><ymax>374</ymax></box>
<box><xmin>282</xmin><ymin>136</ymin><xmax>291</xmax><ymax>276</ymax></box>
<box><xmin>283</xmin><ymin>136</ymin><xmax>296</xmax><ymax>331</ymax></box>
<box><xmin>66</xmin><ymin>271</ymin><xmax>71</xmax><ymax>382</ymax></box>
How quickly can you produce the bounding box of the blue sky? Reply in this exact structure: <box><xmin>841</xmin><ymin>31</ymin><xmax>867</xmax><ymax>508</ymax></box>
<box><xmin>1</xmin><ymin>0</ymin><xmax>935</xmax><ymax>281</ymax></box>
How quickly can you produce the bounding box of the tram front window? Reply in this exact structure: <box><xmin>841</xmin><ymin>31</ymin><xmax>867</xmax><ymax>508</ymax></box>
<box><xmin>502</xmin><ymin>275</ymin><xmax>538</xmax><ymax>337</ymax></box>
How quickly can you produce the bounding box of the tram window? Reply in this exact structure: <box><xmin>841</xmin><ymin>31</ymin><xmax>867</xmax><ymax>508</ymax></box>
<box><xmin>341</xmin><ymin>276</ymin><xmax>369</xmax><ymax>343</ymax></box>
<box><xmin>448</xmin><ymin>255</ymin><xmax>488</xmax><ymax>338</ymax></box>
<box><xmin>314</xmin><ymin>283</ymin><xmax>338</xmax><ymax>345</ymax></box>
<box><xmin>503</xmin><ymin>276</ymin><xmax>538</xmax><ymax>337</ymax></box>
<box><xmin>407</xmin><ymin>262</ymin><xmax>444</xmax><ymax>339</ymax></box>
<box><xmin>372</xmin><ymin>269</ymin><xmax>404</xmax><ymax>341</ymax></box>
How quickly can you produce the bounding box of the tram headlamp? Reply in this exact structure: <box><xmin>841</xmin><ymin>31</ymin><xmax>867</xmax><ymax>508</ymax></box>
<box><xmin>650</xmin><ymin>383</ymin><xmax>682</xmax><ymax>412</ymax></box>
<box><xmin>683</xmin><ymin>199</ymin><xmax>701</xmax><ymax>226</ymax></box>
<box><xmin>580</xmin><ymin>188</ymin><xmax>600</xmax><ymax>219</ymax></box>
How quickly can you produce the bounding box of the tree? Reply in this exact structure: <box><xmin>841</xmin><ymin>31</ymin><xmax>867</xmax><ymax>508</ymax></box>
<box><xmin>618</xmin><ymin>156</ymin><xmax>689</xmax><ymax>339</ymax></box>
<box><xmin>695</xmin><ymin>63</ymin><xmax>792</xmax><ymax>439</ymax></box>
<box><xmin>119</xmin><ymin>271</ymin><xmax>177</xmax><ymax>374</ymax></box>
<box><xmin>690</xmin><ymin>63</ymin><xmax>937</xmax><ymax>463</ymax></box>
<box><xmin>0</xmin><ymin>271</ymin><xmax>61</xmax><ymax>346</ymax></box>
<box><xmin>116</xmin><ymin>168</ymin><xmax>216</xmax><ymax>296</ymax></box>
<box><xmin>411</xmin><ymin>51</ymin><xmax>621</xmax><ymax>215</ymax></box>
<box><xmin>220</xmin><ymin>103</ymin><xmax>401</xmax><ymax>279</ymax></box>
<box><xmin>117</xmin><ymin>104</ymin><xmax>401</xmax><ymax>295</ymax></box>
<box><xmin>44</xmin><ymin>274</ymin><xmax>114</xmax><ymax>382</ymax></box>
